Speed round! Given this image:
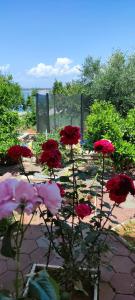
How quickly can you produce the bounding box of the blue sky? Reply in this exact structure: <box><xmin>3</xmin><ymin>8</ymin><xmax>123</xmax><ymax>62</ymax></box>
<box><xmin>0</xmin><ymin>0</ymin><xmax>135</xmax><ymax>88</ymax></box>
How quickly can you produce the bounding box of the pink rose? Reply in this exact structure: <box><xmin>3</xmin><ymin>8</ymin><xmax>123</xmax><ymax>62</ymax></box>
<box><xmin>37</xmin><ymin>182</ymin><xmax>62</xmax><ymax>215</ymax></box>
<box><xmin>14</xmin><ymin>181</ymin><xmax>42</xmax><ymax>214</ymax></box>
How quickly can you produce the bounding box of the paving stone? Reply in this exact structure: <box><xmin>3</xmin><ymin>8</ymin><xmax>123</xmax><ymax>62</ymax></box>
<box><xmin>36</xmin><ymin>236</ymin><xmax>50</xmax><ymax>248</ymax></box>
<box><xmin>130</xmin><ymin>252</ymin><xmax>135</xmax><ymax>263</ymax></box>
<box><xmin>21</xmin><ymin>239</ymin><xmax>38</xmax><ymax>254</ymax></box>
<box><xmin>114</xmin><ymin>295</ymin><xmax>135</xmax><ymax>300</ymax></box>
<box><xmin>7</xmin><ymin>254</ymin><xmax>31</xmax><ymax>272</ymax></box>
<box><xmin>99</xmin><ymin>282</ymin><xmax>115</xmax><ymax>300</ymax></box>
<box><xmin>101</xmin><ymin>250</ymin><xmax>114</xmax><ymax>263</ymax></box>
<box><xmin>0</xmin><ymin>260</ymin><xmax>7</xmax><ymax>275</ymax></box>
<box><xmin>109</xmin><ymin>241</ymin><xmax>130</xmax><ymax>256</ymax></box>
<box><xmin>111</xmin><ymin>273</ymin><xmax>135</xmax><ymax>294</ymax></box>
<box><xmin>30</xmin><ymin>247</ymin><xmax>50</xmax><ymax>264</ymax></box>
<box><xmin>0</xmin><ymin>270</ymin><xmax>19</xmax><ymax>292</ymax></box>
<box><xmin>24</xmin><ymin>225</ymin><xmax>43</xmax><ymax>239</ymax></box>
<box><xmin>101</xmin><ymin>265</ymin><xmax>115</xmax><ymax>282</ymax></box>
<box><xmin>111</xmin><ymin>256</ymin><xmax>135</xmax><ymax>273</ymax></box>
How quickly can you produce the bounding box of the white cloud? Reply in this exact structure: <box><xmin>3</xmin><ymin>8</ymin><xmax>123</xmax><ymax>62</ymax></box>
<box><xmin>55</xmin><ymin>57</ymin><xmax>72</xmax><ymax>66</ymax></box>
<box><xmin>0</xmin><ymin>64</ymin><xmax>10</xmax><ymax>73</ymax></box>
<box><xmin>27</xmin><ymin>58</ymin><xmax>80</xmax><ymax>78</ymax></box>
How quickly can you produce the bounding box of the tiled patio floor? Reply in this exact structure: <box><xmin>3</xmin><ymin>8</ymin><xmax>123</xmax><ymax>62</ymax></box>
<box><xmin>0</xmin><ymin>159</ymin><xmax>135</xmax><ymax>299</ymax></box>
<box><xmin>0</xmin><ymin>222</ymin><xmax>135</xmax><ymax>299</ymax></box>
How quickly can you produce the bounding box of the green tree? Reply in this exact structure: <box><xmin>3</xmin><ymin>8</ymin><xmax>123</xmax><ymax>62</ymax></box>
<box><xmin>81</xmin><ymin>51</ymin><xmax>135</xmax><ymax>115</ymax></box>
<box><xmin>0</xmin><ymin>74</ymin><xmax>23</xmax><ymax>109</ymax></box>
<box><xmin>0</xmin><ymin>74</ymin><xmax>22</xmax><ymax>154</ymax></box>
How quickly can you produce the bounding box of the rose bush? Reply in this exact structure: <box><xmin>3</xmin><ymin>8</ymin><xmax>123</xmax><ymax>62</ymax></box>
<box><xmin>0</xmin><ymin>125</ymin><xmax>134</xmax><ymax>300</ymax></box>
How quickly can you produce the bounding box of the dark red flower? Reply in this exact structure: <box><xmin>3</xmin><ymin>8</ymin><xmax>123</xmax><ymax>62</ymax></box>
<box><xmin>42</xmin><ymin>139</ymin><xmax>59</xmax><ymax>151</ymax></box>
<box><xmin>40</xmin><ymin>149</ymin><xmax>62</xmax><ymax>168</ymax></box>
<box><xmin>56</xmin><ymin>183</ymin><xmax>65</xmax><ymax>197</ymax></box>
<box><xmin>20</xmin><ymin>146</ymin><xmax>33</xmax><ymax>158</ymax></box>
<box><xmin>8</xmin><ymin>145</ymin><xmax>32</xmax><ymax>161</ymax></box>
<box><xmin>60</xmin><ymin>125</ymin><xmax>81</xmax><ymax>145</ymax></box>
<box><xmin>75</xmin><ymin>203</ymin><xmax>92</xmax><ymax>219</ymax></box>
<box><xmin>106</xmin><ymin>174</ymin><xmax>135</xmax><ymax>204</ymax></box>
<box><xmin>94</xmin><ymin>139</ymin><xmax>115</xmax><ymax>154</ymax></box>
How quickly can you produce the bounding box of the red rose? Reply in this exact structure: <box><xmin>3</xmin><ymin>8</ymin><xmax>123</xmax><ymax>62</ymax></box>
<box><xmin>60</xmin><ymin>125</ymin><xmax>81</xmax><ymax>145</ymax></box>
<box><xmin>94</xmin><ymin>139</ymin><xmax>115</xmax><ymax>154</ymax></box>
<box><xmin>75</xmin><ymin>203</ymin><xmax>92</xmax><ymax>219</ymax></box>
<box><xmin>8</xmin><ymin>145</ymin><xmax>32</xmax><ymax>161</ymax></box>
<box><xmin>20</xmin><ymin>146</ymin><xmax>33</xmax><ymax>158</ymax></box>
<box><xmin>40</xmin><ymin>149</ymin><xmax>62</xmax><ymax>168</ymax></box>
<box><xmin>106</xmin><ymin>174</ymin><xmax>135</xmax><ymax>204</ymax></box>
<box><xmin>56</xmin><ymin>183</ymin><xmax>65</xmax><ymax>197</ymax></box>
<box><xmin>42</xmin><ymin>139</ymin><xmax>59</xmax><ymax>151</ymax></box>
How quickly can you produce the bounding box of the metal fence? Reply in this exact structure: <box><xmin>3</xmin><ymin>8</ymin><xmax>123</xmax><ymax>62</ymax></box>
<box><xmin>36</xmin><ymin>93</ymin><xmax>91</xmax><ymax>136</ymax></box>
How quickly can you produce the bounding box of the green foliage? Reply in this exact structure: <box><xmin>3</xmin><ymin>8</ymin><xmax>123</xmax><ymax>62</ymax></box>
<box><xmin>123</xmin><ymin>108</ymin><xmax>135</xmax><ymax>143</ymax></box>
<box><xmin>0</xmin><ymin>75</ymin><xmax>23</xmax><ymax>110</ymax></box>
<box><xmin>85</xmin><ymin>100</ymin><xmax>124</xmax><ymax>150</ymax></box>
<box><xmin>28</xmin><ymin>270</ymin><xmax>60</xmax><ymax>300</ymax></box>
<box><xmin>1</xmin><ymin>221</ymin><xmax>19</xmax><ymax>258</ymax></box>
<box><xmin>20</xmin><ymin>89</ymin><xmax>36</xmax><ymax>129</ymax></box>
<box><xmin>0</xmin><ymin>218</ymin><xmax>13</xmax><ymax>237</ymax></box>
<box><xmin>81</xmin><ymin>51</ymin><xmax>135</xmax><ymax>115</ymax></box>
<box><xmin>0</xmin><ymin>107</ymin><xmax>19</xmax><ymax>153</ymax></box>
<box><xmin>85</xmin><ymin>100</ymin><xmax>135</xmax><ymax>170</ymax></box>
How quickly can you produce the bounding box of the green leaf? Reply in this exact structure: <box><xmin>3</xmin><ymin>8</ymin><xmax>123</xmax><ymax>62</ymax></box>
<box><xmin>28</xmin><ymin>270</ymin><xmax>60</xmax><ymax>300</ymax></box>
<box><xmin>59</xmin><ymin>176</ymin><xmax>70</xmax><ymax>183</ymax></box>
<box><xmin>0</xmin><ymin>293</ymin><xmax>15</xmax><ymax>300</ymax></box>
<box><xmin>1</xmin><ymin>221</ymin><xmax>19</xmax><ymax>258</ymax></box>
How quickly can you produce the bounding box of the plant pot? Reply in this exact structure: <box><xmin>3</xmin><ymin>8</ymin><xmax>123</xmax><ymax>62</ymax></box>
<box><xmin>24</xmin><ymin>264</ymin><xmax>98</xmax><ymax>300</ymax></box>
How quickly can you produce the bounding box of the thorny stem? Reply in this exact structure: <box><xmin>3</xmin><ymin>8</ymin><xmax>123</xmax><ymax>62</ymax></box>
<box><xmin>79</xmin><ymin>203</ymin><xmax>116</xmax><ymax>266</ymax></box>
<box><xmin>19</xmin><ymin>157</ymin><xmax>30</xmax><ymax>183</ymax></box>
<box><xmin>100</xmin><ymin>154</ymin><xmax>105</xmax><ymax>226</ymax></box>
<box><xmin>39</xmin><ymin>207</ymin><xmax>61</xmax><ymax>257</ymax></box>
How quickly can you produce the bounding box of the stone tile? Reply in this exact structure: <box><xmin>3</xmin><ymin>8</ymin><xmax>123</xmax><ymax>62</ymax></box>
<box><xmin>21</xmin><ymin>239</ymin><xmax>38</xmax><ymax>254</ymax></box>
<box><xmin>7</xmin><ymin>254</ymin><xmax>31</xmax><ymax>271</ymax></box>
<box><xmin>101</xmin><ymin>251</ymin><xmax>114</xmax><ymax>264</ymax></box>
<box><xmin>109</xmin><ymin>241</ymin><xmax>130</xmax><ymax>256</ymax></box>
<box><xmin>130</xmin><ymin>252</ymin><xmax>135</xmax><ymax>263</ymax></box>
<box><xmin>24</xmin><ymin>225</ymin><xmax>42</xmax><ymax>240</ymax></box>
<box><xmin>101</xmin><ymin>265</ymin><xmax>115</xmax><ymax>282</ymax></box>
<box><xmin>36</xmin><ymin>236</ymin><xmax>50</xmax><ymax>248</ymax></box>
<box><xmin>0</xmin><ymin>270</ymin><xmax>17</xmax><ymax>292</ymax></box>
<box><xmin>111</xmin><ymin>273</ymin><xmax>135</xmax><ymax>294</ymax></box>
<box><xmin>30</xmin><ymin>247</ymin><xmax>50</xmax><ymax>264</ymax></box>
<box><xmin>0</xmin><ymin>260</ymin><xmax>7</xmax><ymax>276</ymax></box>
<box><xmin>114</xmin><ymin>295</ymin><xmax>135</xmax><ymax>300</ymax></box>
<box><xmin>99</xmin><ymin>282</ymin><xmax>115</xmax><ymax>300</ymax></box>
<box><xmin>111</xmin><ymin>256</ymin><xmax>135</xmax><ymax>273</ymax></box>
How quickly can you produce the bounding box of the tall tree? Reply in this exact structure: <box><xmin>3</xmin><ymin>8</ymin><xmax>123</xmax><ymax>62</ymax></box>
<box><xmin>0</xmin><ymin>74</ymin><xmax>23</xmax><ymax>109</ymax></box>
<box><xmin>81</xmin><ymin>51</ymin><xmax>135</xmax><ymax>115</ymax></box>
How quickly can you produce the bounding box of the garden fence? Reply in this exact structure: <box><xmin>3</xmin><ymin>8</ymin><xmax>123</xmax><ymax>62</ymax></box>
<box><xmin>36</xmin><ymin>93</ymin><xmax>91</xmax><ymax>137</ymax></box>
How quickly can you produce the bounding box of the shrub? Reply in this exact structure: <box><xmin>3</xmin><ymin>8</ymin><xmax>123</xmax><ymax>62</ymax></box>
<box><xmin>0</xmin><ymin>107</ymin><xmax>19</xmax><ymax>154</ymax></box>
<box><xmin>85</xmin><ymin>100</ymin><xmax>124</xmax><ymax>149</ymax></box>
<box><xmin>85</xmin><ymin>100</ymin><xmax>135</xmax><ymax>170</ymax></box>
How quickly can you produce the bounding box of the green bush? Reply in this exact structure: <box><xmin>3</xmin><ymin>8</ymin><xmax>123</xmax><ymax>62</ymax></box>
<box><xmin>85</xmin><ymin>100</ymin><xmax>135</xmax><ymax>170</ymax></box>
<box><xmin>123</xmin><ymin>108</ymin><xmax>135</xmax><ymax>144</ymax></box>
<box><xmin>0</xmin><ymin>107</ymin><xmax>19</xmax><ymax>154</ymax></box>
<box><xmin>85</xmin><ymin>100</ymin><xmax>124</xmax><ymax>149</ymax></box>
